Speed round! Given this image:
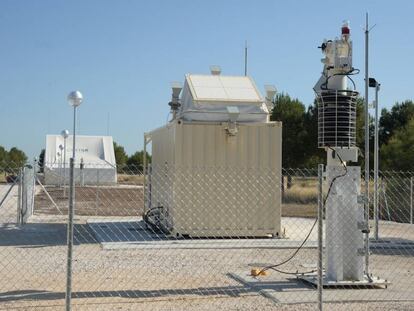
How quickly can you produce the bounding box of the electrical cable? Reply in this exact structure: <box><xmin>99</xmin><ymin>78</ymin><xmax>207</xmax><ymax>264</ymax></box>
<box><xmin>143</xmin><ymin>206</ymin><xmax>164</xmax><ymax>233</ymax></box>
<box><xmin>267</xmin><ymin>267</ymin><xmax>317</xmax><ymax>276</ymax></box>
<box><xmin>257</xmin><ymin>147</ymin><xmax>348</xmax><ymax>276</ymax></box>
<box><xmin>320</xmin><ymin>68</ymin><xmax>359</xmax><ymax>92</ymax></box>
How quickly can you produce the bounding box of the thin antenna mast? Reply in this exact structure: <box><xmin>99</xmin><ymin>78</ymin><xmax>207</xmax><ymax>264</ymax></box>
<box><xmin>244</xmin><ymin>40</ymin><xmax>248</xmax><ymax>76</ymax></box>
<box><xmin>364</xmin><ymin>11</ymin><xmax>371</xmax><ymax>280</ymax></box>
<box><xmin>107</xmin><ymin>112</ymin><xmax>110</xmax><ymax>136</ymax></box>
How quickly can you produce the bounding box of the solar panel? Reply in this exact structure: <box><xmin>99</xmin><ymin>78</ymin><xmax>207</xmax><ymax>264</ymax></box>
<box><xmin>187</xmin><ymin>74</ymin><xmax>262</xmax><ymax>102</ymax></box>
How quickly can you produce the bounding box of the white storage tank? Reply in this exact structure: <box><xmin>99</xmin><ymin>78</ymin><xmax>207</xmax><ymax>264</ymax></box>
<box><xmin>145</xmin><ymin>70</ymin><xmax>282</xmax><ymax>237</ymax></box>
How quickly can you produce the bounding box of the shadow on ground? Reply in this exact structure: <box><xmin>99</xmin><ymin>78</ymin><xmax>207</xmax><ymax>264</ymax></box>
<box><xmin>0</xmin><ymin>223</ymin><xmax>97</xmax><ymax>247</ymax></box>
<box><xmin>0</xmin><ymin>275</ymin><xmax>312</xmax><ymax>303</ymax></box>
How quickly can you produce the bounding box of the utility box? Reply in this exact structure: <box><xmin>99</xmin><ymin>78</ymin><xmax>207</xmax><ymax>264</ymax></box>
<box><xmin>145</xmin><ymin>71</ymin><xmax>282</xmax><ymax>237</ymax></box>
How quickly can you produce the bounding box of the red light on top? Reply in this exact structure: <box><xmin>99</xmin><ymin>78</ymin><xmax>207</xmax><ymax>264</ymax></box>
<box><xmin>342</xmin><ymin>26</ymin><xmax>350</xmax><ymax>35</ymax></box>
<box><xmin>341</xmin><ymin>21</ymin><xmax>350</xmax><ymax>36</ymax></box>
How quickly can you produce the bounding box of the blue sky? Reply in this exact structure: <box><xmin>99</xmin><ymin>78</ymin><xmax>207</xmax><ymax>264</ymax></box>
<box><xmin>0</xmin><ymin>0</ymin><xmax>413</xmax><ymax>158</ymax></box>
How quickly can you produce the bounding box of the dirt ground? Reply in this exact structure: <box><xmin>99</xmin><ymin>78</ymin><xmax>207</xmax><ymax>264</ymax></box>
<box><xmin>34</xmin><ymin>186</ymin><xmax>144</xmax><ymax>216</ymax></box>
<box><xmin>33</xmin><ymin>185</ymin><xmax>316</xmax><ymax>219</ymax></box>
<box><xmin>1</xmin><ymin>184</ymin><xmax>412</xmax><ymax>310</ymax></box>
<box><xmin>0</xmin><ymin>212</ymin><xmax>413</xmax><ymax>310</ymax></box>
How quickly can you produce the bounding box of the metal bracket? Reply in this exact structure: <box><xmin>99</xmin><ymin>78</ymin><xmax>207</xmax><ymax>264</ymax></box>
<box><xmin>357</xmin><ymin>221</ymin><xmax>370</xmax><ymax>233</ymax></box>
<box><xmin>225</xmin><ymin>122</ymin><xmax>238</xmax><ymax>136</ymax></box>
<box><xmin>357</xmin><ymin>221</ymin><xmax>367</xmax><ymax>230</ymax></box>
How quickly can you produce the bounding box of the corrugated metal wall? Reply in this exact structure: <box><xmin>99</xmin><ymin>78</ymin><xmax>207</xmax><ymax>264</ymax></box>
<box><xmin>149</xmin><ymin>120</ymin><xmax>282</xmax><ymax>237</ymax></box>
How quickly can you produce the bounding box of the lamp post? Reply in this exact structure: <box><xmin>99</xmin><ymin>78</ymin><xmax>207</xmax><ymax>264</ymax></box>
<box><xmin>59</xmin><ymin>145</ymin><xmax>64</xmax><ymax>187</ymax></box>
<box><xmin>65</xmin><ymin>90</ymin><xmax>83</xmax><ymax>311</ymax></box>
<box><xmin>61</xmin><ymin>129</ymin><xmax>69</xmax><ymax>197</ymax></box>
<box><xmin>369</xmin><ymin>78</ymin><xmax>380</xmax><ymax>240</ymax></box>
<box><xmin>56</xmin><ymin>151</ymin><xmax>61</xmax><ymax>187</ymax></box>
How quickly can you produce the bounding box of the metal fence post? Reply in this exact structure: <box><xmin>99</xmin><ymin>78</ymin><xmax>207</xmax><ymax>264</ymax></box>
<box><xmin>96</xmin><ymin>169</ymin><xmax>100</xmax><ymax>216</ymax></box>
<box><xmin>17</xmin><ymin>168</ymin><xmax>23</xmax><ymax>225</ymax></box>
<box><xmin>410</xmin><ymin>177</ymin><xmax>413</xmax><ymax>224</ymax></box>
<box><xmin>318</xmin><ymin>164</ymin><xmax>324</xmax><ymax>311</ymax></box>
<box><xmin>374</xmin><ymin>171</ymin><xmax>379</xmax><ymax>239</ymax></box>
<box><xmin>31</xmin><ymin>160</ymin><xmax>37</xmax><ymax>217</ymax></box>
<box><xmin>66</xmin><ymin>158</ymin><xmax>75</xmax><ymax>311</ymax></box>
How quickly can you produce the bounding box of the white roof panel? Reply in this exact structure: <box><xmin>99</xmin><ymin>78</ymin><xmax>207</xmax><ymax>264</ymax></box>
<box><xmin>187</xmin><ymin>74</ymin><xmax>262</xmax><ymax>102</ymax></box>
<box><xmin>45</xmin><ymin>135</ymin><xmax>116</xmax><ymax>167</ymax></box>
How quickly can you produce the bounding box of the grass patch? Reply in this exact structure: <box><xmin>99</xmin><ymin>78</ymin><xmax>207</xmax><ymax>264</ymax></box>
<box><xmin>281</xmin><ymin>177</ymin><xmax>318</xmax><ymax>218</ymax></box>
<box><xmin>282</xmin><ymin>203</ymin><xmax>317</xmax><ymax>218</ymax></box>
<box><xmin>284</xmin><ymin>184</ymin><xmax>317</xmax><ymax>204</ymax></box>
<box><xmin>117</xmin><ymin>174</ymin><xmax>144</xmax><ymax>185</ymax></box>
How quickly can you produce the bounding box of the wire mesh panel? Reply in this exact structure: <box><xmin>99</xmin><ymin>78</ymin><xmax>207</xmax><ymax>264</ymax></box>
<box><xmin>0</xmin><ymin>163</ymin><xmax>413</xmax><ymax>310</ymax></box>
<box><xmin>316</xmin><ymin>166</ymin><xmax>414</xmax><ymax>308</ymax></box>
<box><xmin>67</xmin><ymin>165</ymin><xmax>320</xmax><ymax>310</ymax></box>
<box><xmin>0</xmin><ymin>162</ymin><xmax>68</xmax><ymax>310</ymax></box>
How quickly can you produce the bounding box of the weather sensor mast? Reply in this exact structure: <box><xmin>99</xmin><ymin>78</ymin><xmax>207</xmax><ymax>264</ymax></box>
<box><xmin>314</xmin><ymin>21</ymin><xmax>359</xmax><ymax>164</ymax></box>
<box><xmin>314</xmin><ymin>22</ymin><xmax>369</xmax><ymax>285</ymax></box>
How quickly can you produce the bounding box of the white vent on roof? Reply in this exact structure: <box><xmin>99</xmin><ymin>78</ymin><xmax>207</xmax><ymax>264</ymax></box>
<box><xmin>210</xmin><ymin>65</ymin><xmax>221</xmax><ymax>75</ymax></box>
<box><xmin>264</xmin><ymin>85</ymin><xmax>277</xmax><ymax>111</ymax></box>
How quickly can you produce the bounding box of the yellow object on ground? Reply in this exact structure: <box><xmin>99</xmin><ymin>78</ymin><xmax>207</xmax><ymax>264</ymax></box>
<box><xmin>251</xmin><ymin>268</ymin><xmax>268</xmax><ymax>277</ymax></box>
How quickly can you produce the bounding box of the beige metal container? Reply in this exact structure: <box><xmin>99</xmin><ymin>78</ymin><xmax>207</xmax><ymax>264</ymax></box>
<box><xmin>146</xmin><ymin>119</ymin><xmax>282</xmax><ymax>237</ymax></box>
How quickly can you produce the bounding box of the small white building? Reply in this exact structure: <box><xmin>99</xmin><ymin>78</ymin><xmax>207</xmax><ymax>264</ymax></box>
<box><xmin>44</xmin><ymin>135</ymin><xmax>117</xmax><ymax>185</ymax></box>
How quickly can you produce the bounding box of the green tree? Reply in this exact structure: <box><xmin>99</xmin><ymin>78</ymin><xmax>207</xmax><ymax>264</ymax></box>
<box><xmin>355</xmin><ymin>97</ymin><xmax>366</xmax><ymax>149</ymax></box>
<box><xmin>127</xmin><ymin>150</ymin><xmax>152</xmax><ymax>173</ymax></box>
<box><xmin>0</xmin><ymin>146</ymin><xmax>7</xmax><ymax>166</ymax></box>
<box><xmin>6</xmin><ymin>147</ymin><xmax>27</xmax><ymax>172</ymax></box>
<box><xmin>302</xmin><ymin>100</ymin><xmax>324</xmax><ymax>167</ymax></box>
<box><xmin>381</xmin><ymin>117</ymin><xmax>414</xmax><ymax>171</ymax></box>
<box><xmin>38</xmin><ymin>149</ymin><xmax>45</xmax><ymax>172</ymax></box>
<box><xmin>270</xmin><ymin>93</ymin><xmax>308</xmax><ymax>168</ymax></box>
<box><xmin>113</xmin><ymin>142</ymin><xmax>128</xmax><ymax>167</ymax></box>
<box><xmin>379</xmin><ymin>100</ymin><xmax>414</xmax><ymax>146</ymax></box>
<box><xmin>352</xmin><ymin>97</ymin><xmax>375</xmax><ymax>169</ymax></box>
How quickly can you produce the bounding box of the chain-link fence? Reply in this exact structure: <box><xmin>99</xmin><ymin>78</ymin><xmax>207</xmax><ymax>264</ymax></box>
<box><xmin>0</xmin><ymin>162</ymin><xmax>413</xmax><ymax>310</ymax></box>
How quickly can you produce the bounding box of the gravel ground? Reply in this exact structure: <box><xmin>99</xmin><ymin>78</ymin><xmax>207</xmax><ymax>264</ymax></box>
<box><xmin>0</xmin><ymin>185</ymin><xmax>413</xmax><ymax>310</ymax></box>
<box><xmin>0</xmin><ymin>214</ymin><xmax>412</xmax><ymax>310</ymax></box>
<box><xmin>1</xmin><ymin>297</ymin><xmax>414</xmax><ymax>310</ymax></box>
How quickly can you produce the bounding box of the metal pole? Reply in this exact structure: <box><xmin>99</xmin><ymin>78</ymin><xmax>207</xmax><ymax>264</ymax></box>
<box><xmin>65</xmin><ymin>158</ymin><xmax>75</xmax><ymax>311</ymax></box>
<box><xmin>244</xmin><ymin>41</ymin><xmax>248</xmax><ymax>76</ymax></box>
<box><xmin>96</xmin><ymin>169</ymin><xmax>99</xmax><ymax>216</ymax></box>
<box><xmin>318</xmin><ymin>164</ymin><xmax>324</xmax><ymax>311</ymax></box>
<box><xmin>66</xmin><ymin>106</ymin><xmax>77</xmax><ymax>311</ymax></box>
<box><xmin>72</xmin><ymin>108</ymin><xmax>76</xmax><ymax>160</ymax></box>
<box><xmin>364</xmin><ymin>12</ymin><xmax>371</xmax><ymax>278</ymax></box>
<box><xmin>80</xmin><ymin>158</ymin><xmax>84</xmax><ymax>187</ymax></box>
<box><xmin>17</xmin><ymin>168</ymin><xmax>23</xmax><ymax>225</ymax></box>
<box><xmin>63</xmin><ymin>137</ymin><xmax>67</xmax><ymax>197</ymax></box>
<box><xmin>374</xmin><ymin>84</ymin><xmax>379</xmax><ymax>239</ymax></box>
<box><xmin>30</xmin><ymin>159</ymin><xmax>36</xmax><ymax>217</ymax></box>
<box><xmin>60</xmin><ymin>152</ymin><xmax>63</xmax><ymax>187</ymax></box>
<box><xmin>143</xmin><ymin>134</ymin><xmax>147</xmax><ymax>214</ymax></box>
<box><xmin>410</xmin><ymin>177</ymin><xmax>413</xmax><ymax>224</ymax></box>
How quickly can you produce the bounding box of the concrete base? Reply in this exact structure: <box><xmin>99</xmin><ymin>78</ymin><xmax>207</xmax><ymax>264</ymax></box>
<box><xmin>299</xmin><ymin>274</ymin><xmax>390</xmax><ymax>289</ymax></box>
